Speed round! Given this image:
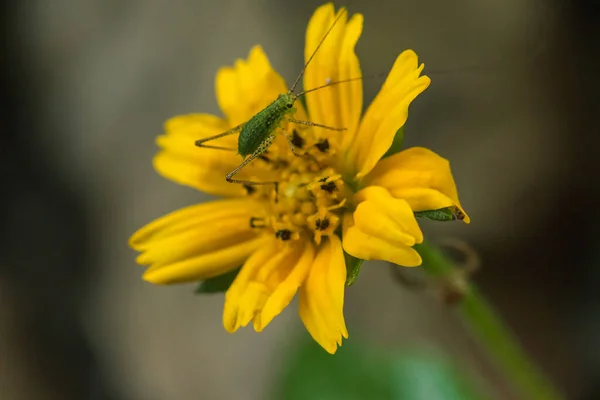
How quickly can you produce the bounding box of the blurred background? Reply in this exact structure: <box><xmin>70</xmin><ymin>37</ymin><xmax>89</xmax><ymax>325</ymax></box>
<box><xmin>1</xmin><ymin>0</ymin><xmax>598</xmax><ymax>399</ymax></box>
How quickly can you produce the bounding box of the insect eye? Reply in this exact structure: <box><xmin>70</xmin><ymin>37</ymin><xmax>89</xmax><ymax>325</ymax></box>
<box><xmin>286</xmin><ymin>103</ymin><xmax>293</xmax><ymax>108</ymax></box>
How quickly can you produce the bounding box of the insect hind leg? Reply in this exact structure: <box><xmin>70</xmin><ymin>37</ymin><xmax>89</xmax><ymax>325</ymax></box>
<box><xmin>194</xmin><ymin>123</ymin><xmax>244</xmax><ymax>151</ymax></box>
<box><xmin>225</xmin><ymin>134</ymin><xmax>280</xmax><ymax>197</ymax></box>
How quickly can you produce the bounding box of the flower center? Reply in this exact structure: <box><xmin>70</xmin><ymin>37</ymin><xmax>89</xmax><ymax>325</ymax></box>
<box><xmin>244</xmin><ymin>129</ymin><xmax>350</xmax><ymax>245</ymax></box>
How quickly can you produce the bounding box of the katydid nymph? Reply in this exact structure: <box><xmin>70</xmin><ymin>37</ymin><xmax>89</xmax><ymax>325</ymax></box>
<box><xmin>194</xmin><ymin>7</ymin><xmax>362</xmax><ymax>193</ymax></box>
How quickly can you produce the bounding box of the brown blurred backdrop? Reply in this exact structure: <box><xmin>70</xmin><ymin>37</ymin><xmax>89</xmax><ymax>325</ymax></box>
<box><xmin>1</xmin><ymin>0</ymin><xmax>599</xmax><ymax>399</ymax></box>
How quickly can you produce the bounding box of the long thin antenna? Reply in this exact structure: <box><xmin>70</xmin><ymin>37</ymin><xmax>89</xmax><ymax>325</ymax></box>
<box><xmin>289</xmin><ymin>6</ymin><xmax>349</xmax><ymax>94</ymax></box>
<box><xmin>296</xmin><ymin>72</ymin><xmax>387</xmax><ymax>97</ymax></box>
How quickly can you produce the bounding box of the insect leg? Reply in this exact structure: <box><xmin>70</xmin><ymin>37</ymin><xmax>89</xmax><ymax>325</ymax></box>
<box><xmin>225</xmin><ymin>134</ymin><xmax>280</xmax><ymax>196</ymax></box>
<box><xmin>194</xmin><ymin>123</ymin><xmax>245</xmax><ymax>151</ymax></box>
<box><xmin>286</xmin><ymin>118</ymin><xmax>346</xmax><ymax>131</ymax></box>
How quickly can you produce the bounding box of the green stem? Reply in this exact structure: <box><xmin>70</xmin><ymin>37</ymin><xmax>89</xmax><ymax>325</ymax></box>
<box><xmin>415</xmin><ymin>242</ymin><xmax>564</xmax><ymax>400</ymax></box>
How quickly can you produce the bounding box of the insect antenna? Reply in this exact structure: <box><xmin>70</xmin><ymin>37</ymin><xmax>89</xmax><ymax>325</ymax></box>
<box><xmin>296</xmin><ymin>72</ymin><xmax>388</xmax><ymax>97</ymax></box>
<box><xmin>289</xmin><ymin>4</ymin><xmax>350</xmax><ymax>94</ymax></box>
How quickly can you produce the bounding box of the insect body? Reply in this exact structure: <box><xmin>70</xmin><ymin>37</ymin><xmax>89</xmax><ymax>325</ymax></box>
<box><xmin>238</xmin><ymin>94</ymin><xmax>296</xmax><ymax>157</ymax></box>
<box><xmin>195</xmin><ymin>8</ymin><xmax>357</xmax><ymax>188</ymax></box>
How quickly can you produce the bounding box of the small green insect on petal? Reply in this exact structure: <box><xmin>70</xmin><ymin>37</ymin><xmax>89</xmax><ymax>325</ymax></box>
<box><xmin>344</xmin><ymin>250</ymin><xmax>364</xmax><ymax>286</ymax></box>
<box><xmin>195</xmin><ymin>267</ymin><xmax>241</xmax><ymax>294</ymax></box>
<box><xmin>415</xmin><ymin>206</ymin><xmax>461</xmax><ymax>222</ymax></box>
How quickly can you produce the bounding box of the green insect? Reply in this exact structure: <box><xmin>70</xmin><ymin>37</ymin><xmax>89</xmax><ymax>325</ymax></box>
<box><xmin>195</xmin><ymin>7</ymin><xmax>358</xmax><ymax>189</ymax></box>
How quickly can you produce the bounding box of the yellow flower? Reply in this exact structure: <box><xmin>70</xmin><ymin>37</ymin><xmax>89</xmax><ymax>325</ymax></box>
<box><xmin>129</xmin><ymin>2</ymin><xmax>469</xmax><ymax>354</ymax></box>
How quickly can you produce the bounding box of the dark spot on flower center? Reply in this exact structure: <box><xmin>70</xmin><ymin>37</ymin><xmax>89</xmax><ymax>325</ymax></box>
<box><xmin>258</xmin><ymin>154</ymin><xmax>271</xmax><ymax>163</ymax></box>
<box><xmin>243</xmin><ymin>184</ymin><xmax>256</xmax><ymax>195</ymax></box>
<box><xmin>315</xmin><ymin>218</ymin><xmax>330</xmax><ymax>231</ymax></box>
<box><xmin>291</xmin><ymin>130</ymin><xmax>304</xmax><ymax>149</ymax></box>
<box><xmin>315</xmin><ymin>139</ymin><xmax>329</xmax><ymax>153</ymax></box>
<box><xmin>275</xmin><ymin>229</ymin><xmax>292</xmax><ymax>241</ymax></box>
<box><xmin>320</xmin><ymin>181</ymin><xmax>337</xmax><ymax>193</ymax></box>
<box><xmin>274</xmin><ymin>159</ymin><xmax>289</xmax><ymax>169</ymax></box>
<box><xmin>249</xmin><ymin>217</ymin><xmax>264</xmax><ymax>228</ymax></box>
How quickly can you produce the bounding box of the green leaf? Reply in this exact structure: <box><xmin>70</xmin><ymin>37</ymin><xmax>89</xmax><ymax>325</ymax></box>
<box><xmin>344</xmin><ymin>251</ymin><xmax>364</xmax><ymax>286</ymax></box>
<box><xmin>273</xmin><ymin>337</ymin><xmax>394</xmax><ymax>400</ymax></box>
<box><xmin>194</xmin><ymin>267</ymin><xmax>240</xmax><ymax>294</ymax></box>
<box><xmin>273</xmin><ymin>334</ymin><xmax>483</xmax><ymax>400</ymax></box>
<box><xmin>415</xmin><ymin>206</ymin><xmax>462</xmax><ymax>221</ymax></box>
<box><xmin>389</xmin><ymin>355</ymin><xmax>481</xmax><ymax>400</ymax></box>
<box><xmin>382</xmin><ymin>126</ymin><xmax>405</xmax><ymax>159</ymax></box>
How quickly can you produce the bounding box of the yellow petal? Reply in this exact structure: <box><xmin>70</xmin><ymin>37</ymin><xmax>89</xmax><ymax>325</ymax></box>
<box><xmin>304</xmin><ymin>4</ymin><xmax>363</xmax><ymax>148</ymax></box>
<box><xmin>346</xmin><ymin>50</ymin><xmax>430</xmax><ymax>178</ymax></box>
<box><xmin>364</xmin><ymin>147</ymin><xmax>470</xmax><ymax>223</ymax></box>
<box><xmin>154</xmin><ymin>151</ymin><xmax>243</xmax><ymax>197</ymax></box>
<box><xmin>255</xmin><ymin>241</ymin><xmax>315</xmax><ymax>331</ymax></box>
<box><xmin>134</xmin><ymin>198</ymin><xmax>265</xmax><ymax>284</ymax></box>
<box><xmin>129</xmin><ymin>198</ymin><xmax>261</xmax><ymax>250</ymax></box>
<box><xmin>223</xmin><ymin>240</ymin><xmax>301</xmax><ymax>332</ymax></box>
<box><xmin>135</xmin><ymin>216</ymin><xmax>256</xmax><ymax>268</ymax></box>
<box><xmin>343</xmin><ymin>213</ymin><xmax>422</xmax><ymax>267</ymax></box>
<box><xmin>342</xmin><ymin>186</ymin><xmax>423</xmax><ymax>267</ymax></box>
<box><xmin>227</xmin><ymin>281</ymin><xmax>270</xmax><ymax>333</ymax></box>
<box><xmin>143</xmin><ymin>235</ymin><xmax>269</xmax><ymax>285</ymax></box>
<box><xmin>223</xmin><ymin>240</ymin><xmax>279</xmax><ymax>332</ymax></box>
<box><xmin>298</xmin><ymin>235</ymin><xmax>348</xmax><ymax>354</ymax></box>
<box><xmin>354</xmin><ymin>195</ymin><xmax>423</xmax><ymax>246</ymax></box>
<box><xmin>216</xmin><ymin>45</ymin><xmax>289</xmax><ymax>127</ymax></box>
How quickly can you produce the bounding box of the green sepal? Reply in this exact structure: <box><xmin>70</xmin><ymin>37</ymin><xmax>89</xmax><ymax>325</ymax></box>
<box><xmin>194</xmin><ymin>267</ymin><xmax>240</xmax><ymax>294</ymax></box>
<box><xmin>344</xmin><ymin>251</ymin><xmax>364</xmax><ymax>286</ymax></box>
<box><xmin>382</xmin><ymin>126</ymin><xmax>405</xmax><ymax>159</ymax></box>
<box><xmin>415</xmin><ymin>206</ymin><xmax>463</xmax><ymax>222</ymax></box>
